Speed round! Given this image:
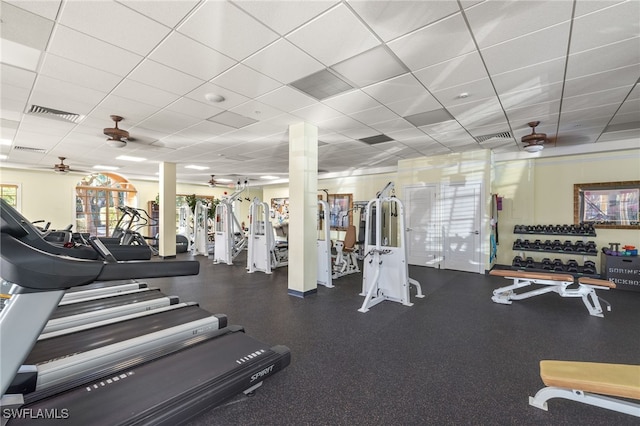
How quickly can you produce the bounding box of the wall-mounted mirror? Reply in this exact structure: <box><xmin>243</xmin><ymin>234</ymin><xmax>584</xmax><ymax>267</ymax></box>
<box><xmin>574</xmin><ymin>181</ymin><xmax>639</xmax><ymax>229</ymax></box>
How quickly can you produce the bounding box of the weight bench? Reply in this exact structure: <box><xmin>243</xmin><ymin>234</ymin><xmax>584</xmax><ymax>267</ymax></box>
<box><xmin>489</xmin><ymin>269</ymin><xmax>616</xmax><ymax>317</ymax></box>
<box><xmin>529</xmin><ymin>360</ymin><xmax>640</xmax><ymax>417</ymax></box>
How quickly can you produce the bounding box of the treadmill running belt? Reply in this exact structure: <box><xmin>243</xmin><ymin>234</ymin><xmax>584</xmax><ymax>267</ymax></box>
<box><xmin>50</xmin><ymin>289</ymin><xmax>166</xmax><ymax>319</ymax></box>
<box><xmin>9</xmin><ymin>330</ymin><xmax>291</xmax><ymax>425</ymax></box>
<box><xmin>27</xmin><ymin>305</ymin><xmax>221</xmax><ymax>365</ymax></box>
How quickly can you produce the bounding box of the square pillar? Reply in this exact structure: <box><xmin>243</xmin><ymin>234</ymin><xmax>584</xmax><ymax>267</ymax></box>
<box><xmin>288</xmin><ymin>123</ymin><xmax>318</xmax><ymax>297</ymax></box>
<box><xmin>159</xmin><ymin>162</ymin><xmax>177</xmax><ymax>258</ymax></box>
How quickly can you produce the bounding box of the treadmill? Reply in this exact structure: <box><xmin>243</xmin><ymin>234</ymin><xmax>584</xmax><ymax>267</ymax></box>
<box><xmin>1</xmin><ymin>199</ymin><xmax>291</xmax><ymax>424</ymax></box>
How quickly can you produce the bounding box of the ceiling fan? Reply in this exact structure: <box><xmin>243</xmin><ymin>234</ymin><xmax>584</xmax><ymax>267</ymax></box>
<box><xmin>54</xmin><ymin>157</ymin><xmax>70</xmax><ymax>173</ymax></box>
<box><xmin>103</xmin><ymin>115</ymin><xmax>130</xmax><ymax>148</ymax></box>
<box><xmin>521</xmin><ymin>121</ymin><xmax>552</xmax><ymax>153</ymax></box>
<box><xmin>208</xmin><ymin>175</ymin><xmax>220</xmax><ymax>187</ymax></box>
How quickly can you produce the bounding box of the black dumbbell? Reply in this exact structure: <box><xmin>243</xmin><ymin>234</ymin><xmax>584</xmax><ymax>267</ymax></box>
<box><xmin>512</xmin><ymin>256</ymin><xmax>523</xmax><ymax>267</ymax></box>
<box><xmin>525</xmin><ymin>257</ymin><xmax>535</xmax><ymax>268</ymax></box>
<box><xmin>541</xmin><ymin>258</ymin><xmax>552</xmax><ymax>270</ymax></box>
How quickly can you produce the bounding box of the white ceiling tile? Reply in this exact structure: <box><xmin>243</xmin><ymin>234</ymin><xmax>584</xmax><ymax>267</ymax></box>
<box><xmin>339</xmin><ymin>126</ymin><xmax>378</xmax><ymax>140</ymax></box>
<box><xmin>138</xmin><ymin>110</ymin><xmax>202</xmax><ymax>134</ymax></box>
<box><xmin>370</xmin><ymin>118</ymin><xmax>414</xmax><ymax>134</ymax></box>
<box><xmin>331</xmin><ymin>46</ymin><xmax>407</xmax><ymax>87</ymax></box>
<box><xmin>499</xmin><ymin>82</ymin><xmax>564</xmax><ymax>110</ymax></box>
<box><xmin>566</xmin><ymin>37</ymin><xmax>640</xmax><ymax>80</ymax></box>
<box><xmin>58</xmin><ymin>1</ymin><xmax>171</xmax><ymax>56</ymax></box>
<box><xmin>316</xmin><ymin>115</ymin><xmax>363</xmax><ymax>132</ymax></box>
<box><xmin>29</xmin><ymin>75</ymin><xmax>107</xmax><ymax>115</ymax></box>
<box><xmin>119</xmin><ymin>0</ymin><xmax>200</xmax><ymax>28</ymax></box>
<box><xmin>230</xmin><ymin>100</ymin><xmax>284</xmax><ymax>122</ymax></box>
<box><xmin>88</xmin><ymin>96</ymin><xmax>162</xmax><ymax>126</ymax></box>
<box><xmin>574</xmin><ymin>0</ymin><xmax>627</xmax><ymax>17</ymax></box>
<box><xmin>491</xmin><ymin>57</ymin><xmax>566</xmax><ymax>96</ymax></box>
<box><xmin>231</xmin><ymin>0</ymin><xmax>339</xmax><ymax>36</ymax></box>
<box><xmin>1</xmin><ymin>2</ymin><xmax>54</xmax><ymax>50</ymax></box>
<box><xmin>149</xmin><ymin>32</ymin><xmax>236</xmax><ymax>81</ymax></box>
<box><xmin>432</xmin><ymin>79</ymin><xmax>498</xmax><ymax>109</ymax></box>
<box><xmin>291</xmin><ymin>103</ymin><xmax>342</xmax><ymax>125</ymax></box>
<box><xmin>563</xmin><ymin>64</ymin><xmax>640</xmax><ymax>99</ymax></box>
<box><xmin>211</xmin><ymin>64</ymin><xmax>282</xmax><ymax>98</ymax></box>
<box><xmin>414</xmin><ymin>51</ymin><xmax>488</xmax><ymax>92</ymax></box>
<box><xmin>385</xmin><ymin>96</ymin><xmax>442</xmax><ymax>117</ymax></box>
<box><xmin>322</xmin><ymin>90</ymin><xmax>379</xmax><ymax>115</ymax></box>
<box><xmin>505</xmin><ymin>101</ymin><xmax>560</xmax><ymax>125</ymax></box>
<box><xmin>39</xmin><ymin>53</ymin><xmax>122</xmax><ymax>93</ymax></box>
<box><xmin>244</xmin><ymin>39</ymin><xmax>325</xmax><ymax>84</ymax></box>
<box><xmin>362</xmin><ymin>74</ymin><xmax>429</xmax><ymax>105</ymax></box>
<box><xmin>164</xmin><ymin>97</ymin><xmax>225</xmax><ymax>120</ymax></box>
<box><xmin>128</xmin><ymin>59</ymin><xmax>204</xmax><ymax>96</ymax></box>
<box><xmin>570</xmin><ymin>1</ymin><xmax>640</xmax><ymax>54</ymax></box>
<box><xmin>349</xmin><ymin>105</ymin><xmax>399</xmax><ymax>126</ymax></box>
<box><xmin>6</xmin><ymin>0</ymin><xmax>61</xmax><ymax>20</ymax></box>
<box><xmin>47</xmin><ymin>26</ymin><xmax>142</xmax><ymax>77</ymax></box>
<box><xmin>178</xmin><ymin>1</ymin><xmax>279</xmax><ymax>61</ymax></box>
<box><xmin>465</xmin><ymin>0</ymin><xmax>573</xmax><ymax>49</ymax></box>
<box><xmin>174</xmin><ymin>120</ymin><xmax>235</xmax><ymax>140</ymax></box>
<box><xmin>386</xmin><ymin>128</ymin><xmax>429</xmax><ymax>142</ymax></box>
<box><xmin>1</xmin><ymin>63</ymin><xmax>36</xmax><ymax>90</ymax></box>
<box><xmin>286</xmin><ymin>3</ymin><xmax>380</xmax><ymax>66</ymax></box>
<box><xmin>256</xmin><ymin>86</ymin><xmax>317</xmax><ymax>113</ymax></box>
<box><xmin>348</xmin><ymin>0</ymin><xmax>459</xmax><ymax>42</ymax></box>
<box><xmin>111</xmin><ymin>79</ymin><xmax>179</xmax><ymax>108</ymax></box>
<box><xmin>185</xmin><ymin>82</ymin><xmax>250</xmax><ymax>110</ymax></box>
<box><xmin>481</xmin><ymin>23</ymin><xmax>571</xmax><ymax>75</ymax></box>
<box><xmin>562</xmin><ymin>87</ymin><xmax>631</xmax><ymax>113</ymax></box>
<box><xmin>388</xmin><ymin>13</ymin><xmax>475</xmax><ymax>71</ymax></box>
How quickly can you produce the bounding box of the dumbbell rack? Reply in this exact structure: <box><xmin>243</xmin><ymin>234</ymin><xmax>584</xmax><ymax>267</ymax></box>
<box><xmin>511</xmin><ymin>224</ymin><xmax>599</xmax><ymax>277</ymax></box>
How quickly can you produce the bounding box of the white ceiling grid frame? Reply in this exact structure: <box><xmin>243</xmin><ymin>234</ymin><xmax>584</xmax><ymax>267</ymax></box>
<box><xmin>210</xmin><ymin>63</ymin><xmax>282</xmax><ymax>99</ymax></box>
<box><xmin>39</xmin><ymin>53</ymin><xmax>123</xmax><ymax>94</ymax></box>
<box><xmin>255</xmin><ymin>86</ymin><xmax>318</xmax><ymax>113</ymax></box>
<box><xmin>177</xmin><ymin>0</ymin><xmax>279</xmax><ymax>61</ymax></box>
<box><xmin>322</xmin><ymin>89</ymin><xmax>381</xmax><ymax>115</ymax></box>
<box><xmin>127</xmin><ymin>59</ymin><xmax>205</xmax><ymax>96</ymax></box>
<box><xmin>29</xmin><ymin>75</ymin><xmax>108</xmax><ymax>116</ymax></box>
<box><xmin>58</xmin><ymin>0</ymin><xmax>172</xmax><ymax>56</ymax></box>
<box><xmin>331</xmin><ymin>45</ymin><xmax>407</xmax><ymax>88</ymax></box>
<box><xmin>164</xmin><ymin>97</ymin><xmax>225</xmax><ymax>121</ymax></box>
<box><xmin>286</xmin><ymin>3</ymin><xmax>380</xmax><ymax>67</ymax></box>
<box><xmin>243</xmin><ymin>38</ymin><xmax>326</xmax><ymax>85</ymax></box>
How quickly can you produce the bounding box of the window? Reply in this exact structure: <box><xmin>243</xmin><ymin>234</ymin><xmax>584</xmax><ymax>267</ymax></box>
<box><xmin>75</xmin><ymin>173</ymin><xmax>137</xmax><ymax>237</ymax></box>
<box><xmin>574</xmin><ymin>181</ymin><xmax>640</xmax><ymax>229</ymax></box>
<box><xmin>0</xmin><ymin>184</ymin><xmax>18</xmax><ymax>208</ymax></box>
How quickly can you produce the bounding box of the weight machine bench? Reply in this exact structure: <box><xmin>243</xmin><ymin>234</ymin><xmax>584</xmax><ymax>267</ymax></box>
<box><xmin>529</xmin><ymin>360</ymin><xmax>640</xmax><ymax>417</ymax></box>
<box><xmin>489</xmin><ymin>269</ymin><xmax>615</xmax><ymax>317</ymax></box>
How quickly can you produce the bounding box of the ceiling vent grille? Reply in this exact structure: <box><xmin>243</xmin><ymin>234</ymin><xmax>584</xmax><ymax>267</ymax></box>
<box><xmin>27</xmin><ymin>105</ymin><xmax>81</xmax><ymax>123</ymax></box>
<box><xmin>474</xmin><ymin>131</ymin><xmax>512</xmax><ymax>143</ymax></box>
<box><xmin>359</xmin><ymin>134</ymin><xmax>394</xmax><ymax>145</ymax></box>
<box><xmin>13</xmin><ymin>145</ymin><xmax>47</xmax><ymax>153</ymax></box>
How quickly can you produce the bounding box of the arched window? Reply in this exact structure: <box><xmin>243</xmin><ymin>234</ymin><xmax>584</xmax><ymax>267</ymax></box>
<box><xmin>75</xmin><ymin>173</ymin><xmax>137</xmax><ymax>237</ymax></box>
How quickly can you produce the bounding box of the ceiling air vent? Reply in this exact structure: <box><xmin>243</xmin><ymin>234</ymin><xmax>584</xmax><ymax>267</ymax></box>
<box><xmin>13</xmin><ymin>145</ymin><xmax>47</xmax><ymax>153</ymax></box>
<box><xmin>359</xmin><ymin>134</ymin><xmax>394</xmax><ymax>145</ymax></box>
<box><xmin>27</xmin><ymin>105</ymin><xmax>81</xmax><ymax>123</ymax></box>
<box><xmin>474</xmin><ymin>131</ymin><xmax>512</xmax><ymax>143</ymax></box>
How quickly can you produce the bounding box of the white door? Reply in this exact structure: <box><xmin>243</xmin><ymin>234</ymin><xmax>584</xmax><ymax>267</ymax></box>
<box><xmin>441</xmin><ymin>182</ymin><xmax>482</xmax><ymax>273</ymax></box>
<box><xmin>405</xmin><ymin>185</ymin><xmax>440</xmax><ymax>267</ymax></box>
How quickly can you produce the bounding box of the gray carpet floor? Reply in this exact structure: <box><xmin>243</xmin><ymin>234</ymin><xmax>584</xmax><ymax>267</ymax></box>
<box><xmin>144</xmin><ymin>252</ymin><xmax>640</xmax><ymax>425</ymax></box>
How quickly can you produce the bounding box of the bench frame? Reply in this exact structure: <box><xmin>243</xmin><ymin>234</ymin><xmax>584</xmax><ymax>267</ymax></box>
<box><xmin>529</xmin><ymin>386</ymin><xmax>640</xmax><ymax>417</ymax></box>
<box><xmin>489</xmin><ymin>270</ymin><xmax>615</xmax><ymax>317</ymax></box>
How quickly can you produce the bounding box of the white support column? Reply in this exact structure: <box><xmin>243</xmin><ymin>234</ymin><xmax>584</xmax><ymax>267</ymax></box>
<box><xmin>159</xmin><ymin>162</ymin><xmax>177</xmax><ymax>258</ymax></box>
<box><xmin>288</xmin><ymin>122</ymin><xmax>318</xmax><ymax>297</ymax></box>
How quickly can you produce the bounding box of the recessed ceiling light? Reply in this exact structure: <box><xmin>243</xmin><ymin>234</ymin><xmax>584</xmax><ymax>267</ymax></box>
<box><xmin>205</xmin><ymin>93</ymin><xmax>225</xmax><ymax>103</ymax></box>
<box><xmin>185</xmin><ymin>165</ymin><xmax>209</xmax><ymax>171</ymax></box>
<box><xmin>215</xmin><ymin>178</ymin><xmax>233</xmax><ymax>183</ymax></box>
<box><xmin>0</xmin><ymin>139</ymin><xmax>12</xmax><ymax>146</ymax></box>
<box><xmin>116</xmin><ymin>155</ymin><xmax>146</xmax><ymax>162</ymax></box>
<box><xmin>0</xmin><ymin>154</ymin><xmax>7</xmax><ymax>160</ymax></box>
<box><xmin>93</xmin><ymin>165</ymin><xmax>119</xmax><ymax>170</ymax></box>
<box><xmin>458</xmin><ymin>92</ymin><xmax>469</xmax><ymax>99</ymax></box>
<box><xmin>260</xmin><ymin>175</ymin><xmax>279</xmax><ymax>180</ymax></box>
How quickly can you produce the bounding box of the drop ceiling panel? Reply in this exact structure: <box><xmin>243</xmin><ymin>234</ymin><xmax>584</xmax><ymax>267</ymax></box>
<box><xmin>286</xmin><ymin>3</ymin><xmax>380</xmax><ymax>66</ymax></box>
<box><xmin>58</xmin><ymin>1</ymin><xmax>171</xmax><ymax>56</ymax></box>
<box><xmin>316</xmin><ymin>115</ymin><xmax>363</xmax><ymax>132</ymax></box>
<box><xmin>211</xmin><ymin>64</ymin><xmax>282</xmax><ymax>99</ymax></box>
<box><xmin>565</xmin><ymin>37</ymin><xmax>640</xmax><ymax>80</ymax></box>
<box><xmin>569</xmin><ymin>1</ymin><xmax>640</xmax><ymax>54</ymax></box>
<box><xmin>331</xmin><ymin>46</ymin><xmax>407</xmax><ymax>88</ymax></box>
<box><xmin>138</xmin><ymin>110</ymin><xmax>202</xmax><ymax>134</ymax></box>
<box><xmin>165</xmin><ymin>97</ymin><xmax>225</xmax><ymax>120</ymax></box>
<box><xmin>349</xmin><ymin>105</ymin><xmax>399</xmax><ymax>126</ymax></box>
<box><xmin>5</xmin><ymin>0</ymin><xmax>61</xmax><ymax>20</ymax></box>
<box><xmin>562</xmin><ymin>87</ymin><xmax>632</xmax><ymax>113</ymax></box>
<box><xmin>464</xmin><ymin>0</ymin><xmax>573</xmax><ymax>49</ymax></box>
<box><xmin>291</xmin><ymin>103</ymin><xmax>342</xmax><ymax>124</ymax></box>
<box><xmin>231</xmin><ymin>0</ymin><xmax>338</xmax><ymax>36</ymax></box>
<box><xmin>362</xmin><ymin>73</ymin><xmax>430</xmax><ymax>105</ymax></box>
<box><xmin>348</xmin><ymin>0</ymin><xmax>459</xmax><ymax>42</ymax></box>
<box><xmin>1</xmin><ymin>2</ymin><xmax>54</xmax><ymax>50</ymax></box>
<box><xmin>499</xmin><ymin>82</ymin><xmax>564</xmax><ymax>110</ymax></box>
<box><xmin>178</xmin><ymin>0</ymin><xmax>279</xmax><ymax>61</ymax></box>
<box><xmin>369</xmin><ymin>118</ymin><xmax>414</xmax><ymax>134</ymax></box>
<box><xmin>29</xmin><ymin>75</ymin><xmax>108</xmax><ymax>115</ymax></box>
<box><xmin>388</xmin><ymin>13</ymin><xmax>475</xmax><ymax>71</ymax></box>
<box><xmin>563</xmin><ymin>65</ymin><xmax>639</xmax><ymax>99</ymax></box>
<box><xmin>128</xmin><ymin>60</ymin><xmax>204</xmax><ymax>96</ymax></box>
<box><xmin>322</xmin><ymin>90</ymin><xmax>379</xmax><ymax>115</ymax></box>
<box><xmin>185</xmin><ymin>82</ymin><xmax>250</xmax><ymax>110</ymax></box>
<box><xmin>149</xmin><ymin>32</ymin><xmax>236</xmax><ymax>81</ymax></box>
<box><xmin>432</xmin><ymin>78</ymin><xmax>498</xmax><ymax>109</ymax></box>
<box><xmin>256</xmin><ymin>86</ymin><xmax>317</xmax><ymax>113</ymax></box>
<box><xmin>88</xmin><ymin>96</ymin><xmax>162</xmax><ymax>125</ymax></box>
<box><xmin>413</xmin><ymin>51</ymin><xmax>488</xmax><ymax>92</ymax></box>
<box><xmin>244</xmin><ymin>39</ymin><xmax>325</xmax><ymax>85</ymax></box>
<box><xmin>39</xmin><ymin>54</ymin><xmax>122</xmax><ymax>93</ymax></box>
<box><xmin>111</xmin><ymin>79</ymin><xmax>179</xmax><ymax>109</ymax></box>
<box><xmin>491</xmin><ymin>57</ymin><xmax>566</xmax><ymax>96</ymax></box>
<box><xmin>47</xmin><ymin>26</ymin><xmax>142</xmax><ymax>76</ymax></box>
<box><xmin>118</xmin><ymin>0</ymin><xmax>200</xmax><ymax>28</ymax></box>
<box><xmin>481</xmin><ymin>23</ymin><xmax>571</xmax><ymax>75</ymax></box>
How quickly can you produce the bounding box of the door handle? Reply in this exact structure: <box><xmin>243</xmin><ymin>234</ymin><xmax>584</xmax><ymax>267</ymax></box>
<box><xmin>474</xmin><ymin>230</ymin><xmax>479</xmax><ymax>235</ymax></box>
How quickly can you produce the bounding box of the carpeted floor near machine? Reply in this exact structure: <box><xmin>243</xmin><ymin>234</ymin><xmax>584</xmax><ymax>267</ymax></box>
<box><xmin>145</xmin><ymin>252</ymin><xmax>640</xmax><ymax>426</ymax></box>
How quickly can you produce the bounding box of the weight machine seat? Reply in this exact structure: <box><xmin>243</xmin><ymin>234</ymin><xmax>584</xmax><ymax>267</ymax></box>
<box><xmin>539</xmin><ymin>361</ymin><xmax>640</xmax><ymax>400</ymax></box>
<box><xmin>342</xmin><ymin>225</ymin><xmax>357</xmax><ymax>253</ymax></box>
<box><xmin>489</xmin><ymin>269</ymin><xmax>574</xmax><ymax>283</ymax></box>
<box><xmin>578</xmin><ymin>277</ymin><xmax>617</xmax><ymax>289</ymax></box>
